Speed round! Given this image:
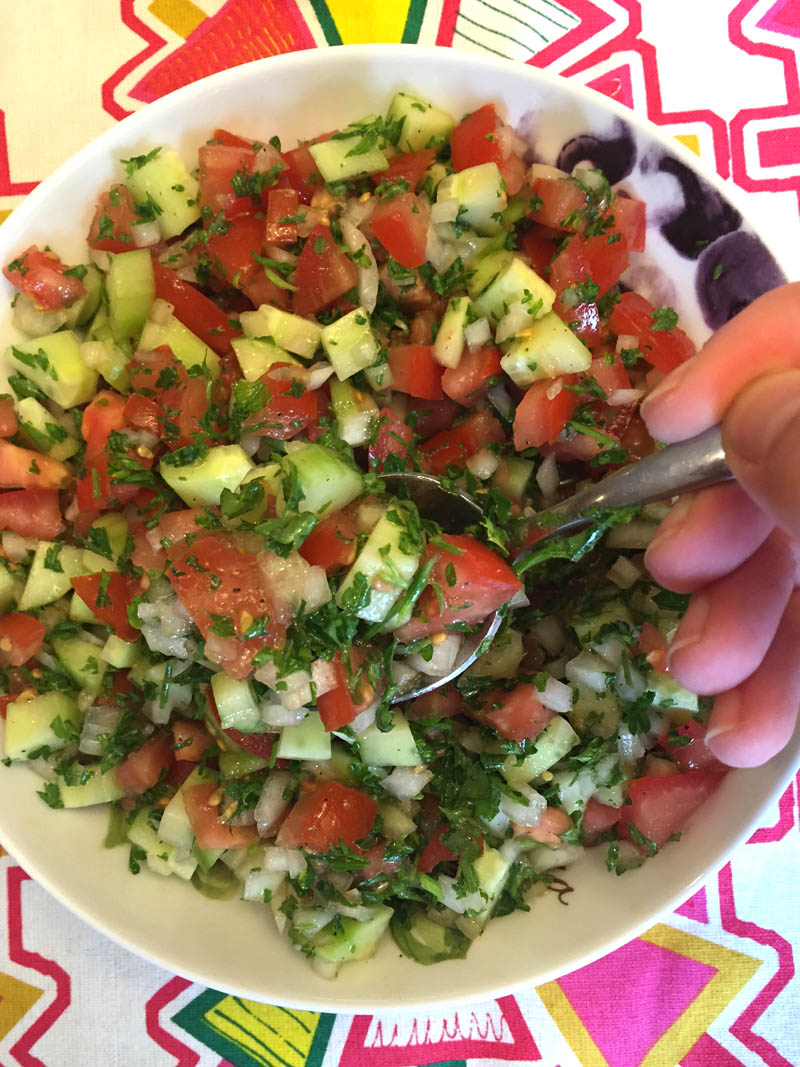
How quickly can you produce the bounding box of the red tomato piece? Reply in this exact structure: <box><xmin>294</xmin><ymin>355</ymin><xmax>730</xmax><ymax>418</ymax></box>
<box><xmin>388</xmin><ymin>344</ymin><xmax>443</xmax><ymax>400</ymax></box>
<box><xmin>0</xmin><ymin>397</ymin><xmax>18</xmax><ymax>438</ymax></box>
<box><xmin>355</xmin><ymin>841</ymin><xmax>403</xmax><ymax>881</ymax></box>
<box><xmin>619</xmin><ymin>770</ymin><xmax>726</xmax><ymax>848</ymax></box>
<box><xmin>611</xmin><ymin>195</ymin><xmax>646</xmax><ymax>253</ymax></box>
<box><xmin>158</xmin><ymin>509</ymin><xmax>211</xmax><ymax>547</ymax></box>
<box><xmin>123</xmin><ymin>394</ymin><xmax>162</xmax><ymax>437</ymax></box>
<box><xmin>370</xmin><ymin>192</ymin><xmax>429</xmax><ymax>269</ymax></box>
<box><xmin>513</xmin><ymin>806</ymin><xmax>572</xmax><ymax>846</ymax></box>
<box><xmin>316</xmin><ymin>654</ymin><xmax>358</xmax><ymax>732</ymax></box>
<box><xmin>205</xmin><ymin>212</ymin><xmax>266</xmax><ymax>287</ymax></box>
<box><xmin>413</xmin><ymin>398</ymin><xmax>461</xmax><ymax>440</ymax></box>
<box><xmin>82</xmin><ymin>390</ymin><xmax>126</xmax><ymax>459</ymax></box>
<box><xmin>171</xmin><ymin>720</ymin><xmax>216</xmax><ymax>763</ymax></box>
<box><xmin>281</xmin><ymin>143</ymin><xmax>325</xmax><ymax>203</ymax></box>
<box><xmin>244</xmin><ymin>365</ymin><xmax>318</xmax><ymax>440</ymax></box>
<box><xmin>396</xmin><ymin>533</ymin><xmax>523</xmax><ymax>642</ymax></box>
<box><xmin>198</xmin><ymin>143</ymin><xmax>263</xmax><ymax>218</ymax></box>
<box><xmin>519</xmin><ymin>230</ymin><xmax>557</xmax><ymax>276</ymax></box>
<box><xmin>367</xmin><ymin>407</ymin><xmax>415</xmax><ymax>472</ymax></box>
<box><xmin>0</xmin><ymin>441</ymin><xmax>71</xmax><ymax>491</ymax></box>
<box><xmin>240</xmin><ymin>269</ymin><xmax>291</xmax><ymax>312</ymax></box>
<box><xmin>226</xmin><ymin>730</ymin><xmax>279</xmax><ymax>760</ymax></box>
<box><xmin>211</xmin><ymin>128</ymin><xmax>257</xmax><ymax>149</ymax></box>
<box><xmin>481</xmin><ymin>683</ymin><xmax>554</xmax><ymax>743</ymax></box>
<box><xmin>375</xmin><ymin>148</ymin><xmax>436</xmax><ymax>191</ymax></box>
<box><xmin>441</xmin><ymin>346</ymin><xmax>502</xmax><ymax>407</ymax></box>
<box><xmin>70</xmin><ymin>571</ymin><xmax>139</xmax><ymax>641</ymax></box>
<box><xmin>0</xmin><ymin>613</ymin><xmax>47</xmax><ymax>667</ymax></box>
<box><xmin>0</xmin><ymin>489</ymin><xmax>63</xmax><ymax>539</ymax></box>
<box><xmin>88</xmin><ymin>185</ymin><xmax>137</xmax><ymax>253</ymax></box>
<box><xmin>292</xmin><ymin>225</ymin><xmax>358</xmax><ymax>317</ymax></box>
<box><xmin>298</xmin><ymin>512</ymin><xmax>358</xmax><ymax>575</ymax></box>
<box><xmin>3</xmin><ymin>246</ymin><xmax>86</xmax><ymax>310</ymax></box>
<box><xmin>589</xmin><ymin>351</ymin><xmax>631</xmax><ymax>398</ymax></box>
<box><xmin>417</xmin><ymin>825</ymin><xmax>457</xmax><ymax>873</ymax></box>
<box><xmin>76</xmin><ymin>453</ymin><xmax>143</xmax><ymax>513</ymax></box>
<box><xmin>513</xmin><ymin>375</ymin><xmax>580</xmax><ymax>450</ymax></box>
<box><xmin>407</xmin><ymin>684</ymin><xmax>465</xmax><ymax>721</ymax></box>
<box><xmin>419</xmin><ymin>410</ymin><xmax>505</xmax><ymax>473</ymax></box>
<box><xmin>115</xmin><ymin>734</ymin><xmax>174</xmax><ymax>797</ymax></box>
<box><xmin>580</xmin><ymin>233</ymin><xmax>630</xmax><ymax>296</ymax></box>
<box><xmin>265</xmin><ymin>188</ymin><xmax>301</xmax><ymax>247</ymax></box>
<box><xmin>658</xmin><ymin>721</ymin><xmax>725</xmax><ymax>773</ymax></box>
<box><xmin>609</xmin><ymin>292</ymin><xmax>695</xmax><ymax>373</ymax></box>
<box><xmin>581</xmin><ymin>796</ymin><xmax>622</xmax><ymax>841</ymax></box>
<box><xmin>275</xmin><ymin>781</ymin><xmax>378</xmax><ymax>853</ymax></box>
<box><xmin>152</xmin><ymin>260</ymin><xmax>240</xmax><ymax>358</ymax></box>
<box><xmin>450</xmin><ymin>104</ymin><xmax>525</xmax><ymax>195</ymax></box>
<box><xmin>183</xmin><ymin>781</ymin><xmax>261</xmax><ymax>850</ymax></box>
<box><xmin>529</xmin><ymin>178</ymin><xmax>587</xmax><ymax>232</ymax></box>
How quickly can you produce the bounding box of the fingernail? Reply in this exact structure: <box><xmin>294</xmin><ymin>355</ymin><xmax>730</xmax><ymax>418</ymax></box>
<box><xmin>705</xmin><ymin>691</ymin><xmax>741</xmax><ymax>747</ymax></box>
<box><xmin>640</xmin><ymin>360</ymin><xmax>693</xmax><ymax>414</ymax></box>
<box><xmin>666</xmin><ymin>592</ymin><xmax>710</xmax><ymax>669</ymax></box>
<box><xmin>724</xmin><ymin>370</ymin><xmax>800</xmax><ymax>465</ymax></box>
<box><xmin>644</xmin><ymin>494</ymin><xmax>694</xmax><ymax>560</ymax></box>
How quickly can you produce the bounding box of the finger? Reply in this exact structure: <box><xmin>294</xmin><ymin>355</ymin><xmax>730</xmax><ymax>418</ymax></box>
<box><xmin>705</xmin><ymin>589</ymin><xmax>800</xmax><ymax>767</ymax></box>
<box><xmin>667</xmin><ymin>529</ymin><xmax>797</xmax><ymax>695</ymax></box>
<box><xmin>722</xmin><ymin>370</ymin><xmax>800</xmax><ymax>541</ymax></box>
<box><xmin>644</xmin><ymin>484</ymin><xmax>772</xmax><ymax>593</ymax></box>
<box><xmin>640</xmin><ymin>281</ymin><xmax>800</xmax><ymax>443</ymax></box>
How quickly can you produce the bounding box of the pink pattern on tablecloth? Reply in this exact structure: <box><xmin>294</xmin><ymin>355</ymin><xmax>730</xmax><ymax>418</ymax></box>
<box><xmin>675</xmin><ymin>886</ymin><xmax>709</xmax><ymax>924</ymax></box>
<box><xmin>681</xmin><ymin>1032</ymin><xmax>746</xmax><ymax>1067</ymax></box>
<box><xmin>145</xmin><ymin>976</ymin><xmax>199</xmax><ymax>1067</ymax></box>
<box><xmin>749</xmin><ymin>779</ymin><xmax>796</xmax><ymax>843</ymax></box>
<box><xmin>0</xmin><ymin>113</ymin><xmax>37</xmax><ymax>198</ymax></box>
<box><xmin>587</xmin><ymin>64</ymin><xmax>635</xmax><ymax>107</ymax></box>
<box><xmin>102</xmin><ymin>0</ymin><xmax>166</xmax><ymax>121</ymax></box>
<box><xmin>758</xmin><ymin>0</ymin><xmax>800</xmax><ymax>39</ymax></box>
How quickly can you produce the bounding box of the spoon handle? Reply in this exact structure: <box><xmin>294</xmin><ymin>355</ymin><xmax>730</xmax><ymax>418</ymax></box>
<box><xmin>551</xmin><ymin>424</ymin><xmax>734</xmax><ymax>522</ymax></box>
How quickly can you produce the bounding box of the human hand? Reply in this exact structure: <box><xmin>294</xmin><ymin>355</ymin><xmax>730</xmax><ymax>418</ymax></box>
<box><xmin>640</xmin><ymin>282</ymin><xmax>800</xmax><ymax>768</ymax></box>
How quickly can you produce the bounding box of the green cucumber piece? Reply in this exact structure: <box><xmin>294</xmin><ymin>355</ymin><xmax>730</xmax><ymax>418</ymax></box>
<box><xmin>309</xmin><ymin>131</ymin><xmax>388</xmax><ymax>182</ymax></box>
<box><xmin>0</xmin><ymin>561</ymin><xmax>16</xmax><ymax>612</ymax></box>
<box><xmin>128</xmin><ymin>809</ymin><xmax>198</xmax><ymax>880</ymax></box>
<box><xmin>500</xmin><ymin>312</ymin><xmax>591</xmax><ymax>387</ymax></box>
<box><xmin>358</xmin><ymin>710</ymin><xmax>421</xmax><ymax>767</ymax></box>
<box><xmin>231</xmin><ymin>336</ymin><xmax>295</xmax><ymax>382</ymax></box>
<box><xmin>18</xmin><ymin>542</ymin><xmax>86</xmax><ymax>611</ymax></box>
<box><xmin>433</xmin><ymin>296</ymin><xmax>470</xmax><ymax>369</ymax></box>
<box><xmin>52</xmin><ymin>635</ymin><xmax>108</xmax><ymax>695</ymax></box>
<box><xmin>307</xmin><ymin>904</ymin><xmax>392</xmax><ymax>965</ymax></box>
<box><xmin>58</xmin><ymin>764</ymin><xmax>125</xmax><ymax>808</ymax></box>
<box><xmin>159</xmin><ymin>444</ymin><xmax>253</xmax><ymax>507</ymax></box>
<box><xmin>329</xmin><ymin>379</ymin><xmax>379</xmax><ymax>446</ymax></box>
<box><xmin>320</xmin><ymin>307</ymin><xmax>379</xmax><ymax>381</ymax></box>
<box><xmin>63</xmin><ymin>263</ymin><xmax>104</xmax><ymax>328</ymax></box>
<box><xmin>101</xmin><ymin>634</ymin><xmax>141</xmax><ymax>669</ymax></box>
<box><xmin>139</xmin><ymin>308</ymin><xmax>220</xmax><ymax>378</ymax></box>
<box><xmin>387</xmin><ymin>92</ymin><xmax>455</xmax><ymax>152</ymax></box>
<box><xmin>473</xmin><ymin>255</ymin><xmax>555</xmax><ymax>323</ymax></box>
<box><xmin>158</xmin><ymin>767</ymin><xmax>211</xmax><ymax>852</ymax></box>
<box><xmin>15</xmin><ymin>397</ymin><xmax>80</xmax><ymax>461</ymax></box>
<box><xmin>240</xmin><ymin>305</ymin><xmax>322</xmax><ymax>359</ymax></box>
<box><xmin>437</xmin><ymin>162</ymin><xmax>506</xmax><ymax>236</ymax></box>
<box><xmin>492</xmin><ymin>457</ymin><xmax>533</xmax><ymax>502</ymax></box>
<box><xmin>210</xmin><ymin>674</ymin><xmax>263</xmax><ymax>733</ymax></box>
<box><xmin>566</xmin><ymin>685</ymin><xmax>621</xmax><ymax>739</ymax></box>
<box><xmin>7</xmin><ymin>331</ymin><xmax>97</xmax><ymax>408</ymax></box>
<box><xmin>3</xmin><ymin>692</ymin><xmax>81</xmax><ymax>761</ymax></box>
<box><xmin>648</xmin><ymin>671</ymin><xmax>699</xmax><ymax>713</ymax></box>
<box><xmin>277</xmin><ymin>712</ymin><xmax>331</xmax><ymax>761</ymax></box>
<box><xmin>107</xmin><ymin>249</ymin><xmax>155</xmax><ymax>341</ymax></box>
<box><xmin>570</xmin><ymin>600</ymin><xmax>634</xmax><ymax>645</ymax></box>
<box><xmin>336</xmin><ymin>507</ymin><xmax>421</xmax><ymax>624</ymax></box>
<box><xmin>281</xmin><ymin>442</ymin><xmax>363</xmax><ymax>517</ymax></box>
<box><xmin>69</xmin><ymin>591</ymin><xmax>100</xmax><ymax>624</ymax></box>
<box><xmin>502</xmin><ymin>715</ymin><xmax>580</xmax><ymax>785</ymax></box>
<box><xmin>471</xmin><ymin>846</ymin><xmax>512</xmax><ymax>926</ymax></box>
<box><xmin>219</xmin><ymin>750</ymin><xmax>269</xmax><ymax>779</ymax></box>
<box><xmin>125</xmin><ymin>147</ymin><xmax>200</xmax><ymax>239</ymax></box>
<box><xmin>465</xmin><ymin>628</ymin><xmax>524</xmax><ymax>680</ymax></box>
<box><xmin>390</xmin><ymin>907</ymin><xmax>470</xmax><ymax>964</ymax></box>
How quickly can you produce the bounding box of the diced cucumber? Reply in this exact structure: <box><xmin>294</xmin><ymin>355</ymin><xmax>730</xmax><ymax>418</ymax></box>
<box><xmin>433</xmin><ymin>296</ymin><xmax>470</xmax><ymax>369</ymax></box>
<box><xmin>240</xmin><ymin>305</ymin><xmax>322</xmax><ymax>359</ymax></box>
<box><xmin>527</xmin><ymin>842</ymin><xmax>585</xmax><ymax>873</ymax></box>
<box><xmin>390</xmin><ymin>907</ymin><xmax>470</xmax><ymax>964</ymax></box>
<box><xmin>0</xmin><ymin>561</ymin><xmax>16</xmax><ymax>612</ymax></box>
<box><xmin>128</xmin><ymin>810</ymin><xmax>198</xmax><ymax>881</ymax></box>
<box><xmin>89</xmin><ymin>513</ymin><xmax>129</xmax><ymax>561</ymax></box>
<box><xmin>471</xmin><ymin>846</ymin><xmax>512</xmax><ymax>926</ymax></box>
<box><xmin>52</xmin><ymin>634</ymin><xmax>108</xmax><ymax>695</ymax></box>
<box><xmin>12</xmin><ymin>293</ymin><xmax>69</xmax><ymax>337</ymax></box>
<box><xmin>3</xmin><ymin>692</ymin><xmax>81</xmax><ymax>761</ymax></box>
<box><xmin>359</xmin><ymin>710</ymin><xmax>421</xmax><ymax>767</ymax></box>
<box><xmin>336</xmin><ymin>508</ymin><xmax>421</xmax><ymax>624</ymax></box>
<box><xmin>231</xmin><ymin>463</ymin><xmax>284</xmax><ymax>524</ymax></box>
<box><xmin>107</xmin><ymin>250</ymin><xmax>155</xmax><ymax>341</ymax></box>
<box><xmin>500</xmin><ymin>312</ymin><xmax>591</xmax><ymax>387</ymax></box>
<box><xmin>281</xmin><ymin>442</ymin><xmax>363</xmax><ymax>517</ymax></box>
<box><xmin>566</xmin><ymin>684</ymin><xmax>620</xmax><ymax>739</ymax></box>
<box><xmin>101</xmin><ymin>634</ymin><xmax>141</xmax><ymax>669</ymax></box>
<box><xmin>502</xmin><ymin>715</ymin><xmax>580</xmax><ymax>786</ymax></box>
<box><xmin>159</xmin><ymin>444</ymin><xmax>253</xmax><ymax>507</ymax></box>
<box><xmin>219</xmin><ymin>750</ymin><xmax>269</xmax><ymax>779</ymax></box>
<box><xmin>329</xmin><ymin>379</ymin><xmax>379</xmax><ymax>446</ymax></box>
<box><xmin>139</xmin><ymin>309</ymin><xmax>220</xmax><ymax>378</ymax></box>
<box><xmin>158</xmin><ymin>767</ymin><xmax>212</xmax><ymax>852</ymax></box>
<box><xmin>465</xmin><ymin>628</ymin><xmax>524</xmax><ymax>680</ymax></box>
<box><xmin>308</xmin><ymin>904</ymin><xmax>392</xmax><ymax>966</ymax></box>
<box><xmin>58</xmin><ymin>764</ymin><xmax>125</xmax><ymax>808</ymax></box>
<box><xmin>193</xmin><ymin>844</ymin><xmax>225</xmax><ymax>874</ymax></box>
<box><xmin>320</xmin><ymin>307</ymin><xmax>379</xmax><ymax>381</ymax></box>
<box><xmin>18</xmin><ymin>542</ymin><xmax>87</xmax><ymax>611</ymax></box>
<box><xmin>388</xmin><ymin>92</ymin><xmax>455</xmax><ymax>152</ymax></box>
<box><xmin>192</xmin><ymin>859</ymin><xmax>241</xmax><ymax>898</ymax></box>
<box><xmin>466</xmin><ymin>250</ymin><xmax>513</xmax><ymax>300</ymax></box>
<box><xmin>551</xmin><ymin>750</ymin><xmax>620</xmax><ymax>814</ymax></box>
<box><xmin>231</xmin><ymin>336</ymin><xmax>295</xmax><ymax>382</ymax></box>
<box><xmin>7</xmin><ymin>331</ymin><xmax>97</xmax><ymax>408</ymax></box>
<box><xmin>571</xmin><ymin>600</ymin><xmax>634</xmax><ymax>645</ymax></box>
<box><xmin>210</xmin><ymin>674</ymin><xmax>263</xmax><ymax>733</ymax></box>
<box><xmin>15</xmin><ymin>396</ymin><xmax>80</xmax><ymax>461</ymax></box>
<box><xmin>69</xmin><ymin>591</ymin><xmax>100</xmax><ymax>624</ymax></box>
<box><xmin>492</xmin><ymin>456</ymin><xmax>533</xmax><ymax>502</ymax></box>
<box><xmin>437</xmin><ymin>162</ymin><xmax>506</xmax><ymax>236</ymax></box>
<box><xmin>64</xmin><ymin>263</ymin><xmax>104</xmax><ymax>328</ymax></box>
<box><xmin>363</xmin><ymin>356</ymin><xmax>392</xmax><ymax>392</ymax></box>
<box><xmin>379</xmin><ymin>802</ymin><xmax>416</xmax><ymax>840</ymax></box>
<box><xmin>278</xmin><ymin>711</ymin><xmax>331</xmax><ymax>761</ymax></box>
<box><xmin>422</xmin><ymin>161</ymin><xmax>449</xmax><ymax>200</ymax></box>
<box><xmin>125</xmin><ymin>147</ymin><xmax>200</xmax><ymax>239</ymax></box>
<box><xmin>309</xmin><ymin>130</ymin><xmax>388</xmax><ymax>182</ymax></box>
<box><xmin>648</xmin><ymin>670</ymin><xmax>699</xmax><ymax>713</ymax></box>
<box><xmin>473</xmin><ymin>256</ymin><xmax>555</xmax><ymax>323</ymax></box>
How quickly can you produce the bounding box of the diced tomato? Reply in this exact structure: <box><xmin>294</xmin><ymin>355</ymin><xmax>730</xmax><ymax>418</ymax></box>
<box><xmin>281</xmin><ymin>143</ymin><xmax>324</xmax><ymax>203</ymax></box>
<box><xmin>480</xmin><ymin>683</ymin><xmax>554</xmax><ymax>743</ymax></box>
<box><xmin>588</xmin><ymin>351</ymin><xmax>631</xmax><ymax>398</ymax></box>
<box><xmin>618</xmin><ymin>412</ymin><xmax>656</xmax><ymax>462</ymax></box>
<box><xmin>244</xmin><ymin>365</ymin><xmax>318</xmax><ymax>440</ymax></box>
<box><xmin>292</xmin><ymin>225</ymin><xmax>358</xmax><ymax>317</ymax></box>
<box><xmin>240</xmin><ymin>268</ymin><xmax>291</xmax><ymax>312</ymax></box>
<box><xmin>316</xmin><ymin>654</ymin><xmax>358</xmax><ymax>732</ymax></box>
<box><xmin>582</xmin><ymin>797</ymin><xmax>622</xmax><ymax>841</ymax></box>
<box><xmin>76</xmin><ymin>450</ymin><xmax>145</xmax><ymax>513</ymax></box>
<box><xmin>519</xmin><ymin>230</ymin><xmax>557</xmax><ymax>276</ymax></box>
<box><xmin>171</xmin><ymin>720</ymin><xmax>216</xmax><ymax>763</ymax></box>
<box><xmin>407</xmin><ymin>684</ymin><xmax>466</xmax><ymax>721</ymax></box>
<box><xmin>158</xmin><ymin>508</ymin><xmax>211</xmax><ymax>547</ymax></box>
<box><xmin>183</xmin><ymin>781</ymin><xmax>260</xmax><ymax>850</ymax></box>
<box><xmin>198</xmin><ymin>143</ymin><xmax>266</xmax><ymax>218</ymax></box>
<box><xmin>547</xmin><ymin>238</ymin><xmax>613</xmax><ymax>347</ymax></box>
<box><xmin>635</xmin><ymin>621</ymin><xmax>668</xmax><ymax>673</ymax></box>
<box><xmin>0</xmin><ymin>613</ymin><xmax>47</xmax><ymax>667</ymax></box>
<box><xmin>265</xmin><ymin>188</ymin><xmax>301</xmax><ymax>247</ymax></box>
<box><xmin>388</xmin><ymin>344</ymin><xmax>443</xmax><ymax>400</ymax></box>
<box><xmin>0</xmin><ymin>440</ymin><xmax>71</xmax><ymax>491</ymax></box>
<box><xmin>413</xmin><ymin>398</ymin><xmax>461</xmax><ymax>440</ymax></box>
<box><xmin>375</xmin><ymin>147</ymin><xmax>435</xmax><ymax>192</ymax></box>
<box><xmin>658</xmin><ymin>721</ymin><xmax>725</xmax><ymax>773</ymax></box>
<box><xmin>441</xmin><ymin>345</ymin><xmax>502</xmax><ymax>407</ymax></box>
<box><xmin>396</xmin><ymin>533</ymin><xmax>523</xmax><ymax>642</ymax></box>
<box><xmin>417</xmin><ymin>825</ymin><xmax>457</xmax><ymax>873</ymax></box>
<box><xmin>129</xmin><ymin>521</ymin><xmax>166</xmax><ymax>573</ymax></box>
<box><xmin>205</xmin><ymin>212</ymin><xmax>265</xmax><ymax>288</ymax></box>
<box><xmin>211</xmin><ymin>128</ymin><xmax>256</xmax><ymax>149</ymax></box>
<box><xmin>367</xmin><ymin>407</ymin><xmax>415</xmax><ymax>472</ymax></box>
<box><xmin>70</xmin><ymin>571</ymin><xmax>139</xmax><ymax>641</ymax></box>
<box><xmin>609</xmin><ymin>292</ymin><xmax>695</xmax><ymax>373</ymax></box>
<box><xmin>0</xmin><ymin>489</ymin><xmax>63</xmax><ymax>539</ymax></box>
<box><xmin>88</xmin><ymin>185</ymin><xmax>137</xmax><ymax>253</ymax></box>
<box><xmin>152</xmin><ymin>260</ymin><xmax>240</xmax><ymax>358</ymax></box>
<box><xmin>580</xmin><ymin>233</ymin><xmax>630</xmax><ymax>296</ymax></box>
<box><xmin>529</xmin><ymin>178</ymin><xmax>586</xmax><ymax>232</ymax></box>
<box><xmin>275</xmin><ymin>781</ymin><xmax>377</xmax><ymax>853</ymax></box>
<box><xmin>166</xmin><ymin>760</ymin><xmax>197</xmax><ymax>789</ymax></box>
<box><xmin>420</xmin><ymin>410</ymin><xmax>505</xmax><ymax>474</ymax></box>
<box><xmin>82</xmin><ymin>390</ymin><xmax>126</xmax><ymax>459</ymax></box>
<box><xmin>355</xmin><ymin>840</ymin><xmax>403</xmax><ymax>881</ymax></box>
<box><xmin>298</xmin><ymin>512</ymin><xmax>358</xmax><ymax>574</ymax></box>
<box><xmin>619</xmin><ymin>769</ymin><xmax>726</xmax><ymax>848</ymax></box>
<box><xmin>3</xmin><ymin>246</ymin><xmax>86</xmax><ymax>310</ymax></box>
<box><xmin>225</xmin><ymin>730</ymin><xmax>279</xmax><ymax>760</ymax></box>
<box><xmin>610</xmin><ymin>195</ymin><xmax>646</xmax><ymax>253</ymax></box>
<box><xmin>114</xmin><ymin>734</ymin><xmax>174</xmax><ymax>797</ymax></box>
<box><xmin>0</xmin><ymin>397</ymin><xmax>18</xmax><ymax>438</ymax></box>
<box><xmin>123</xmin><ymin>394</ymin><xmax>162</xmax><ymax>437</ymax></box>
<box><xmin>450</xmin><ymin>104</ymin><xmax>525</xmax><ymax>195</ymax></box>
<box><xmin>370</xmin><ymin>192</ymin><xmax>429</xmax><ymax>269</ymax></box>
<box><xmin>513</xmin><ymin>375</ymin><xmax>580</xmax><ymax>450</ymax></box>
<box><xmin>513</xmin><ymin>806</ymin><xmax>573</xmax><ymax>846</ymax></box>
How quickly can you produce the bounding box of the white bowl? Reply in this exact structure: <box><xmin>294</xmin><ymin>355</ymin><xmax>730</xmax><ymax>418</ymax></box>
<box><xmin>0</xmin><ymin>44</ymin><xmax>797</xmax><ymax>1012</ymax></box>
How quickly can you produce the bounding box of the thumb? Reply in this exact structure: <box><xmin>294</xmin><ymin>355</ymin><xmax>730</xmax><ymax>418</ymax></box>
<box><xmin>722</xmin><ymin>369</ymin><xmax>800</xmax><ymax>540</ymax></box>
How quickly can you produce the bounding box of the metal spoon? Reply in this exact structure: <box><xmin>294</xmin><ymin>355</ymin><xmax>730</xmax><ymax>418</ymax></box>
<box><xmin>383</xmin><ymin>424</ymin><xmax>733</xmax><ymax>703</ymax></box>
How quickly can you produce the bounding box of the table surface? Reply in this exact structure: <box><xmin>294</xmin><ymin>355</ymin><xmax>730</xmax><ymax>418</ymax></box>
<box><xmin>1</xmin><ymin>2</ymin><xmax>799</xmax><ymax>1065</ymax></box>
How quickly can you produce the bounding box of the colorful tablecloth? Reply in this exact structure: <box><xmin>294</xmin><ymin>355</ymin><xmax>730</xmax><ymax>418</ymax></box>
<box><xmin>2</xmin><ymin>2</ymin><xmax>800</xmax><ymax>1065</ymax></box>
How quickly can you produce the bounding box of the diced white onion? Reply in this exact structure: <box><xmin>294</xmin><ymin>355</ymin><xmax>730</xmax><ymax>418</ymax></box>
<box><xmin>12</xmin><ymin>294</ymin><xmax>68</xmax><ymax>337</ymax></box>
<box><xmin>615</xmin><ymin>661</ymin><xmax>647</xmax><ymax>702</ymax></box>
<box><xmin>230</xmin><ymin>807</ymin><xmax>256</xmax><ymax>827</ymax></box>
<box><xmin>79</xmin><ymin>341</ymin><xmax>110</xmax><ymax>370</ymax></box>
<box><xmin>615</xmin><ymin>333</ymin><xmax>638</xmax><ymax>354</ymax></box>
<box><xmin>406</xmin><ymin>634</ymin><xmax>461</xmax><ymax>677</ymax></box>
<box><xmin>263</xmin><ymin>844</ymin><xmax>306</xmax><ymax>878</ymax></box>
<box><xmin>529</xmin><ymin>163</ymin><xmax>568</xmax><ymax>181</ymax></box>
<box><xmin>608</xmin><ymin>388</ymin><xmax>645</xmax><ymax>408</ymax></box>
<box><xmin>302</xmin><ymin>565</ymin><xmax>332</xmax><ymax>613</ymax></box>
<box><xmin>617</xmin><ymin>728</ymin><xmax>647</xmax><ymax>764</ymax></box>
<box><xmin>437</xmin><ymin>875</ymin><xmax>484</xmax><ymax>914</ymax></box>
<box><xmin>426</xmin><ymin>222</ymin><xmax>458</xmax><ymax>274</ymax></box>
<box><xmin>495</xmin><ymin>301</ymin><xmax>534</xmax><ymax>344</ymax></box>
<box><xmin>499</xmin><ymin>783</ymin><xmax>547</xmax><ymax>827</ymax></box>
<box><xmin>137</xmin><ymin>595</ymin><xmax>194</xmax><ymax>659</ymax></box>
<box><xmin>254</xmin><ymin>144</ymin><xmax>284</xmax><ymax>172</ymax></box>
<box><xmin>263</xmin><ymin>243</ymin><xmax>297</xmax><ymax>265</ymax></box>
<box><xmin>260</xmin><ymin>703</ymin><xmax>307</xmax><ymax>728</ymax></box>
<box><xmin>591</xmin><ymin>636</ymin><xmax>627</xmax><ymax>669</ymax></box>
<box><xmin>89</xmin><ymin>248</ymin><xmax>113</xmax><ymax>272</ymax></box>
<box><xmin>1</xmin><ymin>532</ymin><xmax>37</xmax><ymax>562</ymax></box>
<box><xmin>431</xmin><ymin>197</ymin><xmax>460</xmax><ymax>224</ymax></box>
<box><xmin>257</xmin><ymin>549</ymin><xmax>327</xmax><ymax>615</ymax></box>
<box><xmin>341</xmin><ymin>197</ymin><xmax>374</xmax><ymax>229</ymax></box>
<box><xmin>305</xmin><ymin>361</ymin><xmax>335</xmax><ymax>391</ymax></box>
<box><xmin>149</xmin><ymin>297</ymin><xmax>174</xmax><ymax>325</ymax></box>
<box><xmin>311</xmin><ymin>658</ymin><xmax>339</xmax><ymax>699</ymax></box>
<box><xmin>254</xmin><ymin>660</ymin><xmax>279</xmax><ymax>688</ymax></box>
<box><xmin>535</xmin><ymin>453</ymin><xmax>559</xmax><ymax>500</ymax></box>
<box><xmin>332</xmin><ymin>902</ymin><xmax>373</xmax><ymax>922</ymax></box>
<box><xmin>545</xmin><ymin>379</ymin><xmax>564</xmax><ymax>401</ymax></box>
<box><xmin>356</xmin><ymin>499</ymin><xmax>385</xmax><ymax>532</ymax></box>
<box><xmin>496</xmin><ymin>122</ymin><xmax>528</xmax><ymax>160</ymax></box>
<box><xmin>466</xmin><ymin>447</ymin><xmax>500</xmax><ymax>481</ymax></box>
<box><xmin>488</xmin><ymin>385</ymin><xmax>514</xmax><ymax>420</ymax></box>
<box><xmin>351</xmin><ymin>700</ymin><xmax>377</xmax><ymax>736</ymax></box>
<box><xmin>79</xmin><ymin>704</ymin><xmax>122</xmax><ymax>756</ymax></box>
<box><xmin>607</xmin><ymin>555</ymin><xmax>642</xmax><ymax>590</ymax></box>
<box><xmin>132</xmin><ymin>221</ymin><xmax>162</xmax><ymax>248</ymax></box>
<box><xmin>240</xmin><ymin>433</ymin><xmax>261</xmax><ymax>458</ymax></box>
<box><xmin>531</xmin><ymin>616</ymin><xmax>567</xmax><ymax>657</ymax></box>
<box><xmin>255</xmin><ymin>771</ymin><xmax>292</xmax><ymax>837</ymax></box>
<box><xmin>538</xmin><ymin>677</ymin><xmax>573</xmax><ymax>714</ymax></box>
<box><xmin>277</xmin><ymin>669</ymin><xmax>314</xmax><ymax>711</ymax></box>
<box><xmin>464</xmin><ymin>317</ymin><xmax>491</xmax><ymax>349</ymax></box>
<box><xmin>243</xmin><ymin>868</ymin><xmax>285</xmax><ymax>902</ymax></box>
<box><xmin>507</xmin><ymin>587</ymin><xmax>530</xmax><ymax>609</ymax></box>
<box><xmin>340</xmin><ymin>218</ymin><xmax>378</xmax><ymax>313</ymax></box>
<box><xmin>565</xmin><ymin>650</ymin><xmax>610</xmax><ymax>693</ymax></box>
<box><xmin>390</xmin><ymin>660</ymin><xmax>419</xmax><ymax>691</ymax></box>
<box><xmin>483</xmin><ymin>808</ymin><xmax>511</xmax><ymax>836</ymax></box>
<box><xmin>572</xmin><ymin>165</ymin><xmax>608</xmax><ymax>195</ymax></box>
<box><xmin>499</xmin><ymin>838</ymin><xmax>522</xmax><ymax>864</ymax></box>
